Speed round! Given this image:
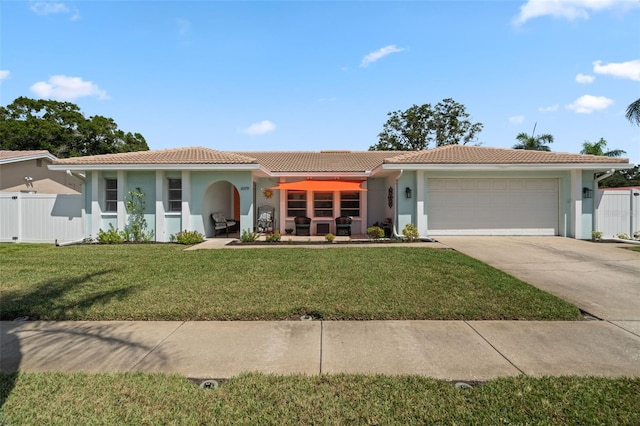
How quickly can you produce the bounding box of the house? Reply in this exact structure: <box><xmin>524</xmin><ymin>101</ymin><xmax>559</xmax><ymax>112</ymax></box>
<box><xmin>48</xmin><ymin>145</ymin><xmax>632</xmax><ymax>241</ymax></box>
<box><xmin>0</xmin><ymin>150</ymin><xmax>83</xmax><ymax>194</ymax></box>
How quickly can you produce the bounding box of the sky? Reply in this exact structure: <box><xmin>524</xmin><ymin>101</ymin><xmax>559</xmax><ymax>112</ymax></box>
<box><xmin>1</xmin><ymin>0</ymin><xmax>639</xmax><ymax>164</ymax></box>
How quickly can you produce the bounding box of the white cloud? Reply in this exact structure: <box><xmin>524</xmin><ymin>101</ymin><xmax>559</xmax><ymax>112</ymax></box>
<box><xmin>593</xmin><ymin>59</ymin><xmax>640</xmax><ymax>81</ymax></box>
<box><xmin>0</xmin><ymin>70</ymin><xmax>10</xmax><ymax>81</ymax></box>
<box><xmin>241</xmin><ymin>120</ymin><xmax>276</xmax><ymax>136</ymax></box>
<box><xmin>360</xmin><ymin>45</ymin><xmax>405</xmax><ymax>67</ymax></box>
<box><xmin>509</xmin><ymin>115</ymin><xmax>525</xmax><ymax>124</ymax></box>
<box><xmin>30</xmin><ymin>75</ymin><xmax>108</xmax><ymax>101</ymax></box>
<box><xmin>538</xmin><ymin>104</ymin><xmax>560</xmax><ymax>112</ymax></box>
<box><xmin>30</xmin><ymin>2</ymin><xmax>80</xmax><ymax>20</ymax></box>
<box><xmin>513</xmin><ymin>0</ymin><xmax>639</xmax><ymax>25</ymax></box>
<box><xmin>566</xmin><ymin>94</ymin><xmax>613</xmax><ymax>114</ymax></box>
<box><xmin>575</xmin><ymin>73</ymin><xmax>595</xmax><ymax>83</ymax></box>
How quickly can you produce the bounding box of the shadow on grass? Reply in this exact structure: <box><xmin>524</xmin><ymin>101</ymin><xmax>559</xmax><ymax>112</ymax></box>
<box><xmin>0</xmin><ymin>270</ymin><xmax>164</xmax><ymax>412</ymax></box>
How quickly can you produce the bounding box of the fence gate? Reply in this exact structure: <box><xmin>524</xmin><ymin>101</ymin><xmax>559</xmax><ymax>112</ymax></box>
<box><xmin>0</xmin><ymin>193</ymin><xmax>84</xmax><ymax>243</ymax></box>
<box><xmin>596</xmin><ymin>188</ymin><xmax>640</xmax><ymax>239</ymax></box>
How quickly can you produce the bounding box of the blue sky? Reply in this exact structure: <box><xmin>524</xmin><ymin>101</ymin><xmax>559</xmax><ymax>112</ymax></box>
<box><xmin>1</xmin><ymin>0</ymin><xmax>639</xmax><ymax>163</ymax></box>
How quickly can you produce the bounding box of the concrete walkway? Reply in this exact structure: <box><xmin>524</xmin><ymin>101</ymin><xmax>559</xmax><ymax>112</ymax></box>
<box><xmin>2</xmin><ymin>320</ymin><xmax>639</xmax><ymax>380</ymax></box>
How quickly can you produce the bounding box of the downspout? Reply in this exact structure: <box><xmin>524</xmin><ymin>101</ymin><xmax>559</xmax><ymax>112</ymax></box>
<box><xmin>592</xmin><ymin>169</ymin><xmax>616</xmax><ymax>233</ymax></box>
<box><xmin>393</xmin><ymin>170</ymin><xmax>403</xmax><ymax>238</ymax></box>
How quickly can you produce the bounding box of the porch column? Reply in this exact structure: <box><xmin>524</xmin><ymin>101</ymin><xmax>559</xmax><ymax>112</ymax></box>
<box><xmin>91</xmin><ymin>171</ymin><xmax>101</xmax><ymax>238</ymax></box>
<box><xmin>155</xmin><ymin>170</ymin><xmax>166</xmax><ymax>242</ymax></box>
<box><xmin>570</xmin><ymin>170</ymin><xmax>582</xmax><ymax>239</ymax></box>
<box><xmin>181</xmin><ymin>170</ymin><xmax>191</xmax><ymax>230</ymax></box>
<box><xmin>278</xmin><ymin>178</ymin><xmax>286</xmax><ymax>233</ymax></box>
<box><xmin>117</xmin><ymin>170</ymin><xmax>126</xmax><ymax>230</ymax></box>
<box><xmin>360</xmin><ymin>180</ymin><xmax>368</xmax><ymax>235</ymax></box>
<box><xmin>416</xmin><ymin>171</ymin><xmax>425</xmax><ymax>236</ymax></box>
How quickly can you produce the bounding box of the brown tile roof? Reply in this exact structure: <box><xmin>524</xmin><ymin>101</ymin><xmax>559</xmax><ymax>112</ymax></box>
<box><xmin>0</xmin><ymin>150</ymin><xmax>52</xmax><ymax>161</ymax></box>
<box><xmin>232</xmin><ymin>150</ymin><xmax>400</xmax><ymax>172</ymax></box>
<box><xmin>52</xmin><ymin>147</ymin><xmax>257</xmax><ymax>165</ymax></box>
<box><xmin>384</xmin><ymin>145</ymin><xmax>630</xmax><ymax>164</ymax></box>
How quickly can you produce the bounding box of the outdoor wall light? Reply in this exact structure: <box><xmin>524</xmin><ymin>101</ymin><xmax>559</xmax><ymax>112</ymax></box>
<box><xmin>582</xmin><ymin>187</ymin><xmax>593</xmax><ymax>199</ymax></box>
<box><xmin>405</xmin><ymin>187</ymin><xmax>412</xmax><ymax>199</ymax></box>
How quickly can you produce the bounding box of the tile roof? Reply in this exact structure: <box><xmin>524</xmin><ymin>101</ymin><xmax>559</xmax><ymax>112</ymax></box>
<box><xmin>52</xmin><ymin>147</ymin><xmax>257</xmax><ymax>165</ymax></box>
<box><xmin>384</xmin><ymin>145</ymin><xmax>630</xmax><ymax>164</ymax></box>
<box><xmin>232</xmin><ymin>151</ymin><xmax>400</xmax><ymax>172</ymax></box>
<box><xmin>0</xmin><ymin>150</ymin><xmax>52</xmax><ymax>161</ymax></box>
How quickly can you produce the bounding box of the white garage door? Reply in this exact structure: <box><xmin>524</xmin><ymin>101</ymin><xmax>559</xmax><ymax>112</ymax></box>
<box><xmin>427</xmin><ymin>178</ymin><xmax>558</xmax><ymax>236</ymax></box>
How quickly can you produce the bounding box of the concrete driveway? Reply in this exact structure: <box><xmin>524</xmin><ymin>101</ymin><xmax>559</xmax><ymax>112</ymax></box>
<box><xmin>436</xmin><ymin>237</ymin><xmax>640</xmax><ymax>321</ymax></box>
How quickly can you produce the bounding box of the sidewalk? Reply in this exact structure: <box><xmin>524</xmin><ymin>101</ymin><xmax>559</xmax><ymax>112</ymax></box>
<box><xmin>2</xmin><ymin>320</ymin><xmax>639</xmax><ymax>380</ymax></box>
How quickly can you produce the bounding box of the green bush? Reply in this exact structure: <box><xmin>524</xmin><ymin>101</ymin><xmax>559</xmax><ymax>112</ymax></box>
<box><xmin>591</xmin><ymin>231</ymin><xmax>603</xmax><ymax>241</ymax></box>
<box><xmin>170</xmin><ymin>230</ymin><xmax>204</xmax><ymax>245</ymax></box>
<box><xmin>367</xmin><ymin>226</ymin><xmax>384</xmax><ymax>240</ymax></box>
<box><xmin>617</xmin><ymin>233</ymin><xmax>631</xmax><ymax>240</ymax></box>
<box><xmin>402</xmin><ymin>223</ymin><xmax>419</xmax><ymax>242</ymax></box>
<box><xmin>325</xmin><ymin>233</ymin><xmax>335</xmax><ymax>242</ymax></box>
<box><xmin>240</xmin><ymin>229</ymin><xmax>260</xmax><ymax>242</ymax></box>
<box><xmin>265</xmin><ymin>230</ymin><xmax>282</xmax><ymax>242</ymax></box>
<box><xmin>96</xmin><ymin>224</ymin><xmax>125</xmax><ymax>244</ymax></box>
<box><xmin>124</xmin><ymin>187</ymin><xmax>154</xmax><ymax>242</ymax></box>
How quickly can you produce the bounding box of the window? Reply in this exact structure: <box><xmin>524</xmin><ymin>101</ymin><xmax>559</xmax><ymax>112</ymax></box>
<box><xmin>313</xmin><ymin>192</ymin><xmax>333</xmax><ymax>217</ymax></box>
<box><xmin>168</xmin><ymin>178</ymin><xmax>182</xmax><ymax>212</ymax></box>
<box><xmin>287</xmin><ymin>191</ymin><xmax>307</xmax><ymax>217</ymax></box>
<box><xmin>340</xmin><ymin>192</ymin><xmax>360</xmax><ymax>217</ymax></box>
<box><xmin>105</xmin><ymin>178</ymin><xmax>117</xmax><ymax>212</ymax></box>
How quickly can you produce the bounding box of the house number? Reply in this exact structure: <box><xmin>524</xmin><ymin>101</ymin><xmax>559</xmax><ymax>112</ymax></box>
<box><xmin>240</xmin><ymin>186</ymin><xmax>250</xmax><ymax>191</ymax></box>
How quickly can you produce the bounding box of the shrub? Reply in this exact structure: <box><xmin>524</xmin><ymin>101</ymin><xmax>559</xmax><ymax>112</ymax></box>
<box><xmin>591</xmin><ymin>231</ymin><xmax>603</xmax><ymax>242</ymax></box>
<box><xmin>265</xmin><ymin>230</ymin><xmax>281</xmax><ymax>242</ymax></box>
<box><xmin>170</xmin><ymin>230</ymin><xmax>204</xmax><ymax>245</ymax></box>
<box><xmin>402</xmin><ymin>223</ymin><xmax>419</xmax><ymax>242</ymax></box>
<box><xmin>124</xmin><ymin>187</ymin><xmax>154</xmax><ymax>242</ymax></box>
<box><xmin>617</xmin><ymin>233</ymin><xmax>631</xmax><ymax>240</ymax></box>
<box><xmin>325</xmin><ymin>233</ymin><xmax>335</xmax><ymax>242</ymax></box>
<box><xmin>367</xmin><ymin>226</ymin><xmax>384</xmax><ymax>240</ymax></box>
<box><xmin>634</xmin><ymin>230</ymin><xmax>640</xmax><ymax>240</ymax></box>
<box><xmin>96</xmin><ymin>224</ymin><xmax>125</xmax><ymax>244</ymax></box>
<box><xmin>240</xmin><ymin>229</ymin><xmax>259</xmax><ymax>242</ymax></box>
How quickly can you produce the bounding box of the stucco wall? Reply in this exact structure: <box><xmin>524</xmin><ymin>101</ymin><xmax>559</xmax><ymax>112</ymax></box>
<box><xmin>1</xmin><ymin>158</ymin><xmax>82</xmax><ymax>194</ymax></box>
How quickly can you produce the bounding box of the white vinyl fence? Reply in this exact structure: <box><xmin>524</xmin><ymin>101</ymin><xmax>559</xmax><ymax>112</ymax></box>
<box><xmin>596</xmin><ymin>188</ymin><xmax>640</xmax><ymax>239</ymax></box>
<box><xmin>0</xmin><ymin>192</ymin><xmax>84</xmax><ymax>243</ymax></box>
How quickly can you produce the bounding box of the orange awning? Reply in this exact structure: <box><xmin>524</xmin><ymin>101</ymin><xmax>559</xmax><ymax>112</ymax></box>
<box><xmin>268</xmin><ymin>180</ymin><xmax>367</xmax><ymax>192</ymax></box>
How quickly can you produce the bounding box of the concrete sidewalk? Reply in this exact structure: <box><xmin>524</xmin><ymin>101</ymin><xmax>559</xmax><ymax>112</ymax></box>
<box><xmin>2</xmin><ymin>320</ymin><xmax>639</xmax><ymax>380</ymax></box>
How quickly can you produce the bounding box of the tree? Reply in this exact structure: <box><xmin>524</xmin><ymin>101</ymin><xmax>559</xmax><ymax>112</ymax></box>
<box><xmin>600</xmin><ymin>165</ymin><xmax>640</xmax><ymax>188</ymax></box>
<box><xmin>626</xmin><ymin>98</ymin><xmax>640</xmax><ymax>126</ymax></box>
<box><xmin>369</xmin><ymin>98</ymin><xmax>483</xmax><ymax>151</ymax></box>
<box><xmin>580</xmin><ymin>137</ymin><xmax>626</xmax><ymax>157</ymax></box>
<box><xmin>0</xmin><ymin>96</ymin><xmax>148</xmax><ymax>158</ymax></box>
<box><xmin>512</xmin><ymin>132</ymin><xmax>553</xmax><ymax>151</ymax></box>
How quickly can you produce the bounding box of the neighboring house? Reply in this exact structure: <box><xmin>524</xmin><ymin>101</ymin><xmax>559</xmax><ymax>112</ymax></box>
<box><xmin>49</xmin><ymin>145</ymin><xmax>632</xmax><ymax>241</ymax></box>
<box><xmin>0</xmin><ymin>150</ymin><xmax>83</xmax><ymax>194</ymax></box>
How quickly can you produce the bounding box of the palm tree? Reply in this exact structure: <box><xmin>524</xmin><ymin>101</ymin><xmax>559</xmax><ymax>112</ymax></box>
<box><xmin>626</xmin><ymin>98</ymin><xmax>640</xmax><ymax>126</ymax></box>
<box><xmin>580</xmin><ymin>137</ymin><xmax>626</xmax><ymax>157</ymax></box>
<box><xmin>513</xmin><ymin>132</ymin><xmax>553</xmax><ymax>151</ymax></box>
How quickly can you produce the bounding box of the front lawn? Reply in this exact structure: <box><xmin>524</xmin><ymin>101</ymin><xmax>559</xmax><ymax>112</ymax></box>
<box><xmin>0</xmin><ymin>244</ymin><xmax>580</xmax><ymax>320</ymax></box>
<box><xmin>1</xmin><ymin>372</ymin><xmax>638</xmax><ymax>425</ymax></box>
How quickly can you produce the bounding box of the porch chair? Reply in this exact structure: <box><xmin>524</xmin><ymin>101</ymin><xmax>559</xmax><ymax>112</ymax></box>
<box><xmin>335</xmin><ymin>216</ymin><xmax>352</xmax><ymax>236</ymax></box>
<box><xmin>294</xmin><ymin>216</ymin><xmax>311</xmax><ymax>236</ymax></box>
<box><xmin>211</xmin><ymin>212</ymin><xmax>237</xmax><ymax>237</ymax></box>
<box><xmin>256</xmin><ymin>205</ymin><xmax>275</xmax><ymax>233</ymax></box>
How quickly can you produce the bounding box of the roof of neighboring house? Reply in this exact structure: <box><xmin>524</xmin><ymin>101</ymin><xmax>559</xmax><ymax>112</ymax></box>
<box><xmin>52</xmin><ymin>147</ymin><xmax>257</xmax><ymax>165</ymax></box>
<box><xmin>384</xmin><ymin>145</ymin><xmax>630</xmax><ymax>164</ymax></box>
<box><xmin>0</xmin><ymin>150</ymin><xmax>56</xmax><ymax>164</ymax></box>
<box><xmin>232</xmin><ymin>151</ymin><xmax>400</xmax><ymax>172</ymax></box>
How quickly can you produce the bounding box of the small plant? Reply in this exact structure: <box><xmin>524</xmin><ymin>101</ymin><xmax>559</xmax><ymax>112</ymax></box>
<box><xmin>402</xmin><ymin>223</ymin><xmax>419</xmax><ymax>242</ymax></box>
<box><xmin>616</xmin><ymin>233</ymin><xmax>631</xmax><ymax>240</ymax></box>
<box><xmin>634</xmin><ymin>230</ymin><xmax>640</xmax><ymax>240</ymax></box>
<box><xmin>124</xmin><ymin>187</ymin><xmax>154</xmax><ymax>242</ymax></box>
<box><xmin>96</xmin><ymin>224</ymin><xmax>125</xmax><ymax>244</ymax></box>
<box><xmin>367</xmin><ymin>226</ymin><xmax>384</xmax><ymax>240</ymax></box>
<box><xmin>591</xmin><ymin>231</ymin><xmax>603</xmax><ymax>242</ymax></box>
<box><xmin>240</xmin><ymin>229</ymin><xmax>259</xmax><ymax>242</ymax></box>
<box><xmin>325</xmin><ymin>233</ymin><xmax>335</xmax><ymax>242</ymax></box>
<box><xmin>170</xmin><ymin>230</ymin><xmax>204</xmax><ymax>245</ymax></box>
<box><xmin>265</xmin><ymin>230</ymin><xmax>281</xmax><ymax>242</ymax></box>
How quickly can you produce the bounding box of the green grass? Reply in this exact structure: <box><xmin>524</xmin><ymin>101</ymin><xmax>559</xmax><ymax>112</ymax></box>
<box><xmin>1</xmin><ymin>372</ymin><xmax>638</xmax><ymax>425</ymax></box>
<box><xmin>0</xmin><ymin>244</ymin><xmax>580</xmax><ymax>320</ymax></box>
<box><xmin>627</xmin><ymin>246</ymin><xmax>640</xmax><ymax>252</ymax></box>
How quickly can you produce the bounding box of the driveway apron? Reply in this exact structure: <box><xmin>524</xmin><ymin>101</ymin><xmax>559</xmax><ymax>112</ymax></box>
<box><xmin>436</xmin><ymin>237</ymin><xmax>640</xmax><ymax>321</ymax></box>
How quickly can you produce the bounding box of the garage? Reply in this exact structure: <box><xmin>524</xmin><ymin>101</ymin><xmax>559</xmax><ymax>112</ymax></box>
<box><xmin>427</xmin><ymin>178</ymin><xmax>559</xmax><ymax>236</ymax></box>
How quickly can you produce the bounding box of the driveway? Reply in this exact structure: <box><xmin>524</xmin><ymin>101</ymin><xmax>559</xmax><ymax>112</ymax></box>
<box><xmin>436</xmin><ymin>237</ymin><xmax>640</xmax><ymax>321</ymax></box>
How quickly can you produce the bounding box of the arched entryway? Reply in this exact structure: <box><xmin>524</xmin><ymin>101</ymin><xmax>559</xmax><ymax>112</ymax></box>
<box><xmin>202</xmin><ymin>180</ymin><xmax>240</xmax><ymax>237</ymax></box>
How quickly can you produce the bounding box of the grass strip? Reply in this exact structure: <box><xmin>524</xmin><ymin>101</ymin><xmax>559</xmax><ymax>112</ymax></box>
<box><xmin>1</xmin><ymin>372</ymin><xmax>638</xmax><ymax>425</ymax></box>
<box><xmin>0</xmin><ymin>244</ymin><xmax>580</xmax><ymax>320</ymax></box>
